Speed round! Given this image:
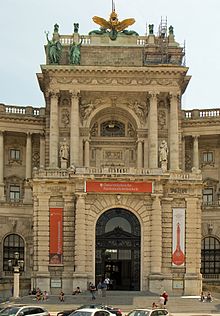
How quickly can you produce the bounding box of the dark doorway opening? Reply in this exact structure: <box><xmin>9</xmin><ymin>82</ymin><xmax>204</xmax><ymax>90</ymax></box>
<box><xmin>96</xmin><ymin>208</ymin><xmax>140</xmax><ymax>290</ymax></box>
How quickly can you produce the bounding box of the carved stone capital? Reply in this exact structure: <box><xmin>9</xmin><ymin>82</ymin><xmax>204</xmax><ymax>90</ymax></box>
<box><xmin>69</xmin><ymin>90</ymin><xmax>80</xmax><ymax>100</ymax></box>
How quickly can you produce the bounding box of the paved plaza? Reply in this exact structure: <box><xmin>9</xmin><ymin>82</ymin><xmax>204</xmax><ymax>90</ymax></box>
<box><xmin>2</xmin><ymin>291</ymin><xmax>220</xmax><ymax>316</ymax></box>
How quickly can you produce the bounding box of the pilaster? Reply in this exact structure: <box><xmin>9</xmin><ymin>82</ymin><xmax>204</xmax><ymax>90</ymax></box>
<box><xmin>84</xmin><ymin>139</ymin><xmax>90</xmax><ymax>167</ymax></box>
<box><xmin>74</xmin><ymin>194</ymin><xmax>86</xmax><ymax>274</ymax></box>
<box><xmin>169</xmin><ymin>92</ymin><xmax>180</xmax><ymax>170</ymax></box>
<box><xmin>137</xmin><ymin>139</ymin><xmax>143</xmax><ymax>168</ymax></box>
<box><xmin>40</xmin><ymin>133</ymin><xmax>45</xmax><ymax>168</ymax></box>
<box><xmin>148</xmin><ymin>92</ymin><xmax>158</xmax><ymax>168</ymax></box>
<box><xmin>49</xmin><ymin>90</ymin><xmax>59</xmax><ymax>168</ymax></box>
<box><xmin>193</xmin><ymin>135</ymin><xmax>200</xmax><ymax>170</ymax></box>
<box><xmin>70</xmin><ymin>90</ymin><xmax>80</xmax><ymax>166</ymax></box>
<box><xmin>0</xmin><ymin>131</ymin><xmax>5</xmax><ymax>201</ymax></box>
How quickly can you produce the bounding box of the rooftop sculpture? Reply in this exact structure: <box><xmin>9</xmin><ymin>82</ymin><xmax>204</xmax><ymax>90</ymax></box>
<box><xmin>90</xmin><ymin>1</ymin><xmax>137</xmax><ymax>40</ymax></box>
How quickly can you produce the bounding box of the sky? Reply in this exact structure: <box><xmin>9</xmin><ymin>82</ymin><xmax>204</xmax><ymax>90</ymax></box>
<box><xmin>0</xmin><ymin>0</ymin><xmax>219</xmax><ymax>110</ymax></box>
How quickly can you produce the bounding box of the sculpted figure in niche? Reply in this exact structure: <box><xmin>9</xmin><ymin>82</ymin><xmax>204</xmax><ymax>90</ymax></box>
<box><xmin>159</xmin><ymin>140</ymin><xmax>169</xmax><ymax>172</ymax></box>
<box><xmin>60</xmin><ymin>139</ymin><xmax>69</xmax><ymax>161</ymax></box>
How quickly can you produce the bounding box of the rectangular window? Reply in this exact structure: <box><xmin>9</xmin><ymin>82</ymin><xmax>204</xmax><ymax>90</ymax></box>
<box><xmin>10</xmin><ymin>149</ymin><xmax>20</xmax><ymax>160</ymax></box>
<box><xmin>9</xmin><ymin>186</ymin><xmax>20</xmax><ymax>201</ymax></box>
<box><xmin>203</xmin><ymin>188</ymin><xmax>213</xmax><ymax>205</ymax></box>
<box><xmin>203</xmin><ymin>151</ymin><xmax>214</xmax><ymax>163</ymax></box>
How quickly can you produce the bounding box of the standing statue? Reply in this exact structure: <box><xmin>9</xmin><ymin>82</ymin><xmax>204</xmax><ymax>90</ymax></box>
<box><xmin>69</xmin><ymin>38</ymin><xmax>83</xmax><ymax>65</ymax></box>
<box><xmin>60</xmin><ymin>140</ymin><xmax>69</xmax><ymax>161</ymax></box>
<box><xmin>45</xmin><ymin>31</ymin><xmax>62</xmax><ymax>64</ymax></box>
<box><xmin>159</xmin><ymin>140</ymin><xmax>169</xmax><ymax>172</ymax></box>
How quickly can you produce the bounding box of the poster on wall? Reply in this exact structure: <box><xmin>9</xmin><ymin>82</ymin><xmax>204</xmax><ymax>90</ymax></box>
<box><xmin>172</xmin><ymin>208</ymin><xmax>185</xmax><ymax>267</ymax></box>
<box><xmin>49</xmin><ymin>208</ymin><xmax>63</xmax><ymax>264</ymax></box>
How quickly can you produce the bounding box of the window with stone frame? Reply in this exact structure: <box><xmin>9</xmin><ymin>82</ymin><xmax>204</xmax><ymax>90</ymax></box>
<box><xmin>203</xmin><ymin>188</ymin><xmax>213</xmax><ymax>205</ymax></box>
<box><xmin>9</xmin><ymin>148</ymin><xmax>22</xmax><ymax>164</ymax></box>
<box><xmin>9</xmin><ymin>185</ymin><xmax>20</xmax><ymax>202</ymax></box>
<box><xmin>201</xmin><ymin>236</ymin><xmax>220</xmax><ymax>275</ymax></box>
<box><xmin>5</xmin><ymin>176</ymin><xmax>23</xmax><ymax>203</ymax></box>
<box><xmin>3</xmin><ymin>234</ymin><xmax>24</xmax><ymax>272</ymax></box>
<box><xmin>202</xmin><ymin>151</ymin><xmax>214</xmax><ymax>166</ymax></box>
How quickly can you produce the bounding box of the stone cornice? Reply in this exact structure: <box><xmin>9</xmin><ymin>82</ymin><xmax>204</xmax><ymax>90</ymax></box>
<box><xmin>0</xmin><ymin>115</ymin><xmax>45</xmax><ymax>124</ymax></box>
<box><xmin>41</xmin><ymin>65</ymin><xmax>188</xmax><ymax>77</ymax></box>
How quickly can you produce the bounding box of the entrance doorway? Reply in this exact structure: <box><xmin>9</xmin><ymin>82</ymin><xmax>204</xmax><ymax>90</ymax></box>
<box><xmin>96</xmin><ymin>208</ymin><xmax>141</xmax><ymax>290</ymax></box>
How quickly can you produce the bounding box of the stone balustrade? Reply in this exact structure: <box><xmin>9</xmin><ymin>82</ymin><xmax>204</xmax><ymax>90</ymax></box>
<box><xmin>184</xmin><ymin>109</ymin><xmax>220</xmax><ymax>119</ymax></box>
<box><xmin>33</xmin><ymin>166</ymin><xmax>202</xmax><ymax>181</ymax></box>
<box><xmin>0</xmin><ymin>104</ymin><xmax>45</xmax><ymax>117</ymax></box>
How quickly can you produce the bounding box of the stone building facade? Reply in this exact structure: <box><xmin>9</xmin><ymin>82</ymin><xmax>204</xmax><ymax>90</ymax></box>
<box><xmin>0</xmin><ymin>11</ymin><xmax>219</xmax><ymax>296</ymax></box>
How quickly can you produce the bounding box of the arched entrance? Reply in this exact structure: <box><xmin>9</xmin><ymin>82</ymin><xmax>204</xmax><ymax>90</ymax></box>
<box><xmin>96</xmin><ymin>208</ymin><xmax>141</xmax><ymax>290</ymax></box>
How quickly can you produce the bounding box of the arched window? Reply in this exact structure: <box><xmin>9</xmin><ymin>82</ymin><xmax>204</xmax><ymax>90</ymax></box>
<box><xmin>100</xmin><ymin>120</ymin><xmax>125</xmax><ymax>137</ymax></box>
<box><xmin>201</xmin><ymin>236</ymin><xmax>220</xmax><ymax>274</ymax></box>
<box><xmin>3</xmin><ymin>234</ymin><xmax>24</xmax><ymax>271</ymax></box>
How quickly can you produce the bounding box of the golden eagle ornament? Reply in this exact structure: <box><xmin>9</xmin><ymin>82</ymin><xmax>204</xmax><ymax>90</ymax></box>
<box><xmin>92</xmin><ymin>10</ymin><xmax>135</xmax><ymax>40</ymax></box>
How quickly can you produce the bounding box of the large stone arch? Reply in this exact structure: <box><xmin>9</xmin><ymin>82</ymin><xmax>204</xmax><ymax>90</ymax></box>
<box><xmin>86</xmin><ymin>104</ymin><xmax>142</xmax><ymax>130</ymax></box>
<box><xmin>84</xmin><ymin>193</ymin><xmax>151</xmax><ymax>290</ymax></box>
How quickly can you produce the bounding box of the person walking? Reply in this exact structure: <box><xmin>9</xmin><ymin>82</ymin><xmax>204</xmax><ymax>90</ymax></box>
<box><xmin>89</xmin><ymin>282</ymin><xmax>96</xmax><ymax>300</ymax></box>
<box><xmin>59</xmin><ymin>290</ymin><xmax>65</xmax><ymax>302</ymax></box>
<box><xmin>162</xmin><ymin>291</ymin><xmax>169</xmax><ymax>305</ymax></box>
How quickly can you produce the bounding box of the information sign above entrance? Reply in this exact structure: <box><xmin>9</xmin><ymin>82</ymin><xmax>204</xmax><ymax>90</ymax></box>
<box><xmin>85</xmin><ymin>181</ymin><xmax>153</xmax><ymax>193</ymax></box>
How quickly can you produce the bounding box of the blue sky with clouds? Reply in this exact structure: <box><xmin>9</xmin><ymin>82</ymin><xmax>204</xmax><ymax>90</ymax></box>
<box><xmin>1</xmin><ymin>0</ymin><xmax>219</xmax><ymax>109</ymax></box>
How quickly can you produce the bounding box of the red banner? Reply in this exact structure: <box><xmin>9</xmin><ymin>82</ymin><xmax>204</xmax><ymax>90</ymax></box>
<box><xmin>49</xmin><ymin>208</ymin><xmax>63</xmax><ymax>264</ymax></box>
<box><xmin>85</xmin><ymin>181</ymin><xmax>152</xmax><ymax>193</ymax></box>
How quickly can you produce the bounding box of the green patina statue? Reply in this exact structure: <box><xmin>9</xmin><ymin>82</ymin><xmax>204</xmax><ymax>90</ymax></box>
<box><xmin>69</xmin><ymin>38</ymin><xmax>83</xmax><ymax>65</ymax></box>
<box><xmin>149</xmin><ymin>24</ymin><xmax>154</xmax><ymax>35</ymax></box>
<box><xmin>45</xmin><ymin>31</ymin><xmax>62</xmax><ymax>64</ymax></box>
<box><xmin>169</xmin><ymin>25</ymin><xmax>174</xmax><ymax>35</ymax></box>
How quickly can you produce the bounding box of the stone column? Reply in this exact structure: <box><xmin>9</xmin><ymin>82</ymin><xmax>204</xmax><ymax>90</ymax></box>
<box><xmin>84</xmin><ymin>139</ymin><xmax>90</xmax><ymax>167</ymax></box>
<box><xmin>26</xmin><ymin>133</ymin><xmax>32</xmax><ymax>179</ymax></box>
<box><xmin>23</xmin><ymin>132</ymin><xmax>33</xmax><ymax>204</ymax></box>
<box><xmin>49</xmin><ymin>91</ymin><xmax>59</xmax><ymax>168</ymax></box>
<box><xmin>70</xmin><ymin>91</ymin><xmax>80</xmax><ymax>166</ymax></box>
<box><xmin>40</xmin><ymin>134</ymin><xmax>45</xmax><ymax>168</ymax></box>
<box><xmin>182</xmin><ymin>136</ymin><xmax>185</xmax><ymax>171</ymax></box>
<box><xmin>150</xmin><ymin>194</ymin><xmax>162</xmax><ymax>274</ymax></box>
<box><xmin>74</xmin><ymin>194</ymin><xmax>86</xmax><ymax>273</ymax></box>
<box><xmin>137</xmin><ymin>140</ymin><xmax>143</xmax><ymax>168</ymax></box>
<box><xmin>148</xmin><ymin>93</ymin><xmax>158</xmax><ymax>168</ymax></box>
<box><xmin>0</xmin><ymin>131</ymin><xmax>5</xmax><ymax>201</ymax></box>
<box><xmin>144</xmin><ymin>139</ymin><xmax>149</xmax><ymax>168</ymax></box>
<box><xmin>193</xmin><ymin>135</ymin><xmax>199</xmax><ymax>170</ymax></box>
<box><xmin>169</xmin><ymin>93</ymin><xmax>179</xmax><ymax>170</ymax></box>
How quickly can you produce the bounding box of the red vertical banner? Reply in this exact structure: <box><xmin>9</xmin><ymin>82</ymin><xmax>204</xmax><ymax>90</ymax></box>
<box><xmin>49</xmin><ymin>208</ymin><xmax>63</xmax><ymax>264</ymax></box>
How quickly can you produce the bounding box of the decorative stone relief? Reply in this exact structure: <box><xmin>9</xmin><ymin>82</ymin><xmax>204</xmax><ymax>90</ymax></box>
<box><xmin>32</xmin><ymin>151</ymin><xmax>40</xmax><ymax>168</ymax></box>
<box><xmin>185</xmin><ymin>151</ymin><xmax>192</xmax><ymax>172</ymax></box>
<box><xmin>61</xmin><ymin>109</ymin><xmax>70</xmax><ymax>127</ymax></box>
<box><xmin>127</xmin><ymin>100</ymin><xmax>148</xmax><ymax>124</ymax></box>
<box><xmin>158</xmin><ymin>110</ymin><xmax>167</xmax><ymax>129</ymax></box>
<box><xmin>90</xmin><ymin>122</ymin><xmax>98</xmax><ymax>137</ymax></box>
<box><xmin>104</xmin><ymin>150</ymin><xmax>123</xmax><ymax>160</ymax></box>
<box><xmin>127</xmin><ymin>123</ymin><xmax>136</xmax><ymax>137</ymax></box>
<box><xmin>80</xmin><ymin>99</ymin><xmax>102</xmax><ymax>122</ymax></box>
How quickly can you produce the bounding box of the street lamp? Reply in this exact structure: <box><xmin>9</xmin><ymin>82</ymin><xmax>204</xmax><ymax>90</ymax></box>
<box><xmin>8</xmin><ymin>252</ymin><xmax>24</xmax><ymax>299</ymax></box>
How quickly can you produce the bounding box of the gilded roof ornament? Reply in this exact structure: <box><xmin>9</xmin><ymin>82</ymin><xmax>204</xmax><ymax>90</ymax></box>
<box><xmin>90</xmin><ymin>1</ymin><xmax>136</xmax><ymax>40</ymax></box>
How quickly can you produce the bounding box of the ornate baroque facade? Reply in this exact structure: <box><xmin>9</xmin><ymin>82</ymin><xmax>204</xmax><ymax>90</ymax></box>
<box><xmin>0</xmin><ymin>11</ymin><xmax>219</xmax><ymax>296</ymax></box>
